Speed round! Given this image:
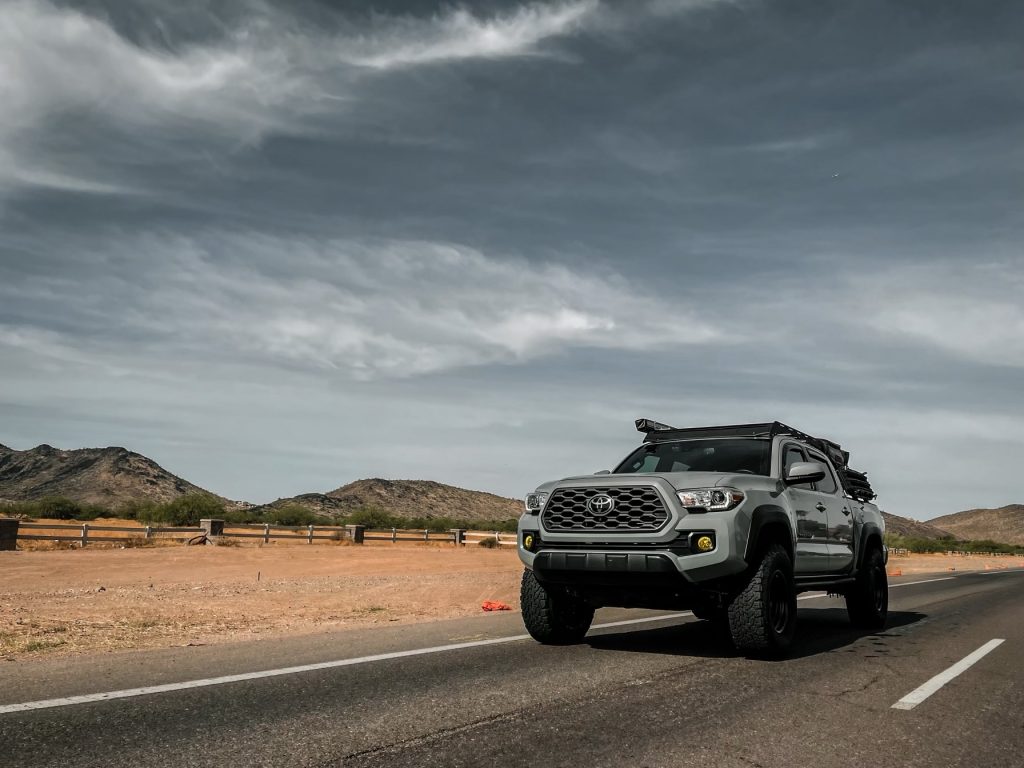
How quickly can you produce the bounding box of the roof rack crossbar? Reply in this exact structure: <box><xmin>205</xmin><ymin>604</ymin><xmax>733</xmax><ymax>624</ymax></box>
<box><xmin>633</xmin><ymin>418</ymin><xmax>875</xmax><ymax>502</ymax></box>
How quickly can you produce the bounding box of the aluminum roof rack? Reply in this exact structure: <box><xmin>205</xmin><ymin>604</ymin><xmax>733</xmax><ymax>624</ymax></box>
<box><xmin>633</xmin><ymin>418</ymin><xmax>876</xmax><ymax>502</ymax></box>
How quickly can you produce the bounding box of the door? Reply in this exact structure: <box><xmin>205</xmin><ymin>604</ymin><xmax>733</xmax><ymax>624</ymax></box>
<box><xmin>782</xmin><ymin>444</ymin><xmax>830</xmax><ymax>574</ymax></box>
<box><xmin>806</xmin><ymin>449</ymin><xmax>855</xmax><ymax>573</ymax></box>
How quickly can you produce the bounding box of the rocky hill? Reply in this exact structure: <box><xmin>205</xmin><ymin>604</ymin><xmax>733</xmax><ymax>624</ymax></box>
<box><xmin>0</xmin><ymin>443</ymin><xmax>220</xmax><ymax>508</ymax></box>
<box><xmin>882</xmin><ymin>511</ymin><xmax>952</xmax><ymax>540</ymax></box>
<box><xmin>257</xmin><ymin>478</ymin><xmax>521</xmax><ymax>522</ymax></box>
<box><xmin>928</xmin><ymin>505</ymin><xmax>1024</xmax><ymax>546</ymax></box>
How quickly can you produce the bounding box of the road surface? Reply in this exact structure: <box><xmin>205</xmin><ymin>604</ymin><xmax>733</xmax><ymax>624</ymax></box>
<box><xmin>1</xmin><ymin>570</ymin><xmax>1022</xmax><ymax>767</ymax></box>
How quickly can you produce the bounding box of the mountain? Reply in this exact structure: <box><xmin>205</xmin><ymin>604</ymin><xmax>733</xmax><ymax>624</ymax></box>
<box><xmin>257</xmin><ymin>478</ymin><xmax>521</xmax><ymax>522</ymax></box>
<box><xmin>0</xmin><ymin>443</ymin><xmax>221</xmax><ymax>508</ymax></box>
<box><xmin>882</xmin><ymin>511</ymin><xmax>952</xmax><ymax>540</ymax></box>
<box><xmin>928</xmin><ymin>505</ymin><xmax>1024</xmax><ymax>546</ymax></box>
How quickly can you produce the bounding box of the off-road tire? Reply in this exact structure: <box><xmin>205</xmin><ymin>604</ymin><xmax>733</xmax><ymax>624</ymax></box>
<box><xmin>727</xmin><ymin>544</ymin><xmax>797</xmax><ymax>655</ymax></box>
<box><xmin>520</xmin><ymin>569</ymin><xmax>595</xmax><ymax>645</ymax></box>
<box><xmin>846</xmin><ymin>546</ymin><xmax>888</xmax><ymax>629</ymax></box>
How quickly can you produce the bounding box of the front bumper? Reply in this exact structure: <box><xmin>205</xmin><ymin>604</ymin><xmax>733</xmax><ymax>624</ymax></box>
<box><xmin>519</xmin><ymin>521</ymin><xmax>747</xmax><ymax>585</ymax></box>
<box><xmin>533</xmin><ymin>551</ymin><xmax>678</xmax><ymax>585</ymax></box>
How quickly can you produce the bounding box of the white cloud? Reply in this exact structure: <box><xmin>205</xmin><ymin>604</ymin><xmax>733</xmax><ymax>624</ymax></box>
<box><xmin>337</xmin><ymin>2</ymin><xmax>599</xmax><ymax>70</ymax></box>
<box><xmin>0</xmin><ymin>234</ymin><xmax>723</xmax><ymax>378</ymax></box>
<box><xmin>857</xmin><ymin>262</ymin><xmax>1024</xmax><ymax>368</ymax></box>
<box><xmin>0</xmin><ymin>0</ymin><xmax>603</xmax><ymax>194</ymax></box>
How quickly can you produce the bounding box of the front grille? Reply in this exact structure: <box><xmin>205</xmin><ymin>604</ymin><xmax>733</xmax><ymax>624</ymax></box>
<box><xmin>541</xmin><ymin>486</ymin><xmax>670</xmax><ymax>533</ymax></box>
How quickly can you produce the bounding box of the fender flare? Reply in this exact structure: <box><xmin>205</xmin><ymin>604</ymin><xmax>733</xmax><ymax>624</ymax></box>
<box><xmin>743</xmin><ymin>505</ymin><xmax>795</xmax><ymax>563</ymax></box>
<box><xmin>856</xmin><ymin>522</ymin><xmax>884</xmax><ymax>570</ymax></box>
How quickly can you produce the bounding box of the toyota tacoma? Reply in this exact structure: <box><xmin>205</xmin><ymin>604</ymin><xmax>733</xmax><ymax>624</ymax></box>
<box><xmin>518</xmin><ymin>420</ymin><xmax>887</xmax><ymax>655</ymax></box>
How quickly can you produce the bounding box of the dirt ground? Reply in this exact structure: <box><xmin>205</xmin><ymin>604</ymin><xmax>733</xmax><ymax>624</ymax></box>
<box><xmin>0</xmin><ymin>544</ymin><xmax>523</xmax><ymax>659</ymax></box>
<box><xmin>1</xmin><ymin>543</ymin><xmax>1020</xmax><ymax>659</ymax></box>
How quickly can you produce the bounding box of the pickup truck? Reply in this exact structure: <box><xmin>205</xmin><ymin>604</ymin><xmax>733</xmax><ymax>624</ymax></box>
<box><xmin>518</xmin><ymin>420</ymin><xmax>887</xmax><ymax>655</ymax></box>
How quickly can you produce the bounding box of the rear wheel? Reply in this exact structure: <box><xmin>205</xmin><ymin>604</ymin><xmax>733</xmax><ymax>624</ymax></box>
<box><xmin>846</xmin><ymin>547</ymin><xmax>888</xmax><ymax>629</ymax></box>
<box><xmin>727</xmin><ymin>544</ymin><xmax>797</xmax><ymax>656</ymax></box>
<box><xmin>520</xmin><ymin>569</ymin><xmax>595</xmax><ymax>644</ymax></box>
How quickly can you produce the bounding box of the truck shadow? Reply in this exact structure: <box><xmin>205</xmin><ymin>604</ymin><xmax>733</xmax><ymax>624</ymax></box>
<box><xmin>585</xmin><ymin>608</ymin><xmax>927</xmax><ymax>660</ymax></box>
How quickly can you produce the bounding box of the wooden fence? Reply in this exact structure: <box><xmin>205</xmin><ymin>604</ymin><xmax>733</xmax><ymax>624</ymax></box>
<box><xmin>0</xmin><ymin>518</ymin><xmax>518</xmax><ymax>549</ymax></box>
<box><xmin>10</xmin><ymin>522</ymin><xmax>204</xmax><ymax>547</ymax></box>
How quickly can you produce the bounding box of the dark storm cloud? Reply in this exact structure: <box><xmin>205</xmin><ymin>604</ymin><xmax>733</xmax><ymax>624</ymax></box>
<box><xmin>1</xmin><ymin>0</ymin><xmax>1022</xmax><ymax>517</ymax></box>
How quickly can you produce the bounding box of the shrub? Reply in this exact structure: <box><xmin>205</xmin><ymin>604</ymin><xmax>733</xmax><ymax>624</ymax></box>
<box><xmin>885</xmin><ymin>533</ymin><xmax>1024</xmax><ymax>556</ymax></box>
<box><xmin>477</xmin><ymin>538</ymin><xmax>498</xmax><ymax>548</ymax></box>
<box><xmin>30</xmin><ymin>497</ymin><xmax>83</xmax><ymax>520</ymax></box>
<box><xmin>118</xmin><ymin>499</ymin><xmax>159</xmax><ymax>521</ymax></box>
<box><xmin>342</xmin><ymin>507</ymin><xmax>402</xmax><ymax>529</ymax></box>
<box><xmin>143</xmin><ymin>494</ymin><xmax>225</xmax><ymax>526</ymax></box>
<box><xmin>261</xmin><ymin>504</ymin><xmax>321</xmax><ymax>527</ymax></box>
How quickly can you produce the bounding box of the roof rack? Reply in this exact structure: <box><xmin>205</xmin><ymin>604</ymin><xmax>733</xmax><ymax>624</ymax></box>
<box><xmin>633</xmin><ymin>418</ymin><xmax>876</xmax><ymax>502</ymax></box>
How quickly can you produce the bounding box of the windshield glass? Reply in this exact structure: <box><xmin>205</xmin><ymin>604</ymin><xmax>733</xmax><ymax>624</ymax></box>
<box><xmin>614</xmin><ymin>438</ymin><xmax>771</xmax><ymax>475</ymax></box>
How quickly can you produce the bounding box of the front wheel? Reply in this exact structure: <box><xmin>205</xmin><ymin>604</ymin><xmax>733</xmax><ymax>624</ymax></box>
<box><xmin>846</xmin><ymin>547</ymin><xmax>888</xmax><ymax>629</ymax></box>
<box><xmin>520</xmin><ymin>569</ymin><xmax>594</xmax><ymax>645</ymax></box>
<box><xmin>727</xmin><ymin>544</ymin><xmax>797</xmax><ymax>656</ymax></box>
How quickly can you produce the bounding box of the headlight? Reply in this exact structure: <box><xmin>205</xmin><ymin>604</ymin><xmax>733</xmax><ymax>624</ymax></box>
<box><xmin>524</xmin><ymin>492</ymin><xmax>549</xmax><ymax>513</ymax></box>
<box><xmin>676</xmin><ymin>487</ymin><xmax>745</xmax><ymax>511</ymax></box>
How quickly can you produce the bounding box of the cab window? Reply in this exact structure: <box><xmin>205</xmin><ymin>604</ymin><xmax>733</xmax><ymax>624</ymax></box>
<box><xmin>782</xmin><ymin>445</ymin><xmax>805</xmax><ymax>476</ymax></box>
<box><xmin>809</xmin><ymin>452</ymin><xmax>838</xmax><ymax>494</ymax></box>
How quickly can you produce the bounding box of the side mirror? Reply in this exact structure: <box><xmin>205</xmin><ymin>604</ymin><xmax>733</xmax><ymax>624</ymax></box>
<box><xmin>784</xmin><ymin>461</ymin><xmax>826</xmax><ymax>486</ymax></box>
<box><xmin>594</xmin><ymin>469</ymin><xmax>611</xmax><ymax>475</ymax></box>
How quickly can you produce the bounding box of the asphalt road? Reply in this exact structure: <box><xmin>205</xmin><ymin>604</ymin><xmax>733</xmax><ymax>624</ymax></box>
<box><xmin>1</xmin><ymin>570</ymin><xmax>1022</xmax><ymax>768</ymax></box>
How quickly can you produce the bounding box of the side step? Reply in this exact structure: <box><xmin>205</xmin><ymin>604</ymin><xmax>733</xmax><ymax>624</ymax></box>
<box><xmin>794</xmin><ymin>575</ymin><xmax>856</xmax><ymax>592</ymax></box>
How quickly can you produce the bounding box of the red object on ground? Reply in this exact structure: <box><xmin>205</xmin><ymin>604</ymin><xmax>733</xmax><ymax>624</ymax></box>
<box><xmin>481</xmin><ymin>600</ymin><xmax>512</xmax><ymax>612</ymax></box>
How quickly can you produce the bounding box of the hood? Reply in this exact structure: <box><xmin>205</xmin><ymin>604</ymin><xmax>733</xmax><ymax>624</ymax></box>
<box><xmin>535</xmin><ymin>471</ymin><xmax>778</xmax><ymax>493</ymax></box>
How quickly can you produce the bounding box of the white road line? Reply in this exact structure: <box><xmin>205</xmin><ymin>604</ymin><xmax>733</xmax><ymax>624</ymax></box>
<box><xmin>0</xmin><ymin>572</ymin><xmax>983</xmax><ymax>716</ymax></box>
<box><xmin>889</xmin><ymin>577</ymin><xmax>955</xmax><ymax>588</ymax></box>
<box><xmin>590</xmin><ymin>612</ymin><xmax>691</xmax><ymax>629</ymax></box>
<box><xmin>891</xmin><ymin>639</ymin><xmax>1005</xmax><ymax>710</ymax></box>
<box><xmin>0</xmin><ymin>612</ymin><xmax>694</xmax><ymax>715</ymax></box>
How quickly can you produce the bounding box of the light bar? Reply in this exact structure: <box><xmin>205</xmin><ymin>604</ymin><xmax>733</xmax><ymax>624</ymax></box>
<box><xmin>635</xmin><ymin>418</ymin><xmax>676</xmax><ymax>434</ymax></box>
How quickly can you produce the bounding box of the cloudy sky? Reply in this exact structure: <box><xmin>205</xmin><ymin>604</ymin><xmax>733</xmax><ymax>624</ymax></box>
<box><xmin>1</xmin><ymin>0</ymin><xmax>1022</xmax><ymax>519</ymax></box>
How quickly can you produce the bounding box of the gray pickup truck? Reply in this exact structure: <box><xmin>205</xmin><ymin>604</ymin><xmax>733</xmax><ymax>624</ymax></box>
<box><xmin>518</xmin><ymin>420</ymin><xmax>887</xmax><ymax>655</ymax></box>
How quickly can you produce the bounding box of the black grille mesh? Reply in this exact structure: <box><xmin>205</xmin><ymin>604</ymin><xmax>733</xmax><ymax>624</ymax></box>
<box><xmin>541</xmin><ymin>486</ymin><xmax>669</xmax><ymax>532</ymax></box>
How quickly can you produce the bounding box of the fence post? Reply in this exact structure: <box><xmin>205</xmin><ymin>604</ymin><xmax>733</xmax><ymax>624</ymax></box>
<box><xmin>494</xmin><ymin>531</ymin><xmax>500</xmax><ymax>545</ymax></box>
<box><xmin>391</xmin><ymin>527</ymin><xmax>397</xmax><ymax>543</ymax></box>
<box><xmin>0</xmin><ymin>518</ymin><xmax>18</xmax><ymax>551</ymax></box>
<box><xmin>424</xmin><ymin>529</ymin><xmax>429</xmax><ymax>541</ymax></box>
<box><xmin>307</xmin><ymin>524</ymin><xmax>314</xmax><ymax>544</ymax></box>
<box><xmin>450</xmin><ymin>528</ymin><xmax>466</xmax><ymax>547</ymax></box>
<box><xmin>345</xmin><ymin>525</ymin><xmax>365</xmax><ymax>544</ymax></box>
<box><xmin>145</xmin><ymin>525</ymin><xmax>152</xmax><ymax>540</ymax></box>
<box><xmin>200</xmin><ymin>519</ymin><xmax>225</xmax><ymax>543</ymax></box>
<box><xmin>263</xmin><ymin>523</ymin><xmax>270</xmax><ymax>544</ymax></box>
<box><xmin>81</xmin><ymin>523</ymin><xmax>90</xmax><ymax>548</ymax></box>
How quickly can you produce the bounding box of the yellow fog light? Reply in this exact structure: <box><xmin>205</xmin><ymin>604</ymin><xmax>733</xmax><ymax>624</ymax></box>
<box><xmin>696</xmin><ymin>535</ymin><xmax>714</xmax><ymax>552</ymax></box>
<box><xmin>523</xmin><ymin>534</ymin><xmax>535</xmax><ymax>551</ymax></box>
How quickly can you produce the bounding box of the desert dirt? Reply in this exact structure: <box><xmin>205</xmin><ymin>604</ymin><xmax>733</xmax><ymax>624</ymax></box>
<box><xmin>2</xmin><ymin>540</ymin><xmax>1021</xmax><ymax>659</ymax></box>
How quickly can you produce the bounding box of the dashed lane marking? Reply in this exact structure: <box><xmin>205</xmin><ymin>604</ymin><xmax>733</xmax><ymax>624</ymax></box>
<box><xmin>892</xmin><ymin>638</ymin><xmax>1005</xmax><ymax>710</ymax></box>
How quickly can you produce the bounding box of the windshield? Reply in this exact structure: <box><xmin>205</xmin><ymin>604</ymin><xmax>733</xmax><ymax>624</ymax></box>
<box><xmin>614</xmin><ymin>438</ymin><xmax>771</xmax><ymax>476</ymax></box>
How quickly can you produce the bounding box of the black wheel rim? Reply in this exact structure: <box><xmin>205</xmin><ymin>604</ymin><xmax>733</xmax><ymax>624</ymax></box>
<box><xmin>872</xmin><ymin>565</ymin><xmax>886</xmax><ymax>613</ymax></box>
<box><xmin>767</xmin><ymin>570</ymin><xmax>791</xmax><ymax>634</ymax></box>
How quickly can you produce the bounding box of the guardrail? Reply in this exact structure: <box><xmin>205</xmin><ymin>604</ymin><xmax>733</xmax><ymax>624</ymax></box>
<box><xmin>0</xmin><ymin>518</ymin><xmax>519</xmax><ymax>549</ymax></box>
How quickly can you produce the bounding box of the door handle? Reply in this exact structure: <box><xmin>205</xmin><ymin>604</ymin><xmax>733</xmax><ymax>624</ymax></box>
<box><xmin>815</xmin><ymin>503</ymin><xmax>827</xmax><ymax>512</ymax></box>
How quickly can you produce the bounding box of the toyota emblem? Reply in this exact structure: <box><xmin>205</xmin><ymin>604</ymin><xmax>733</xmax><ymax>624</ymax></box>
<box><xmin>587</xmin><ymin>494</ymin><xmax>615</xmax><ymax>516</ymax></box>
